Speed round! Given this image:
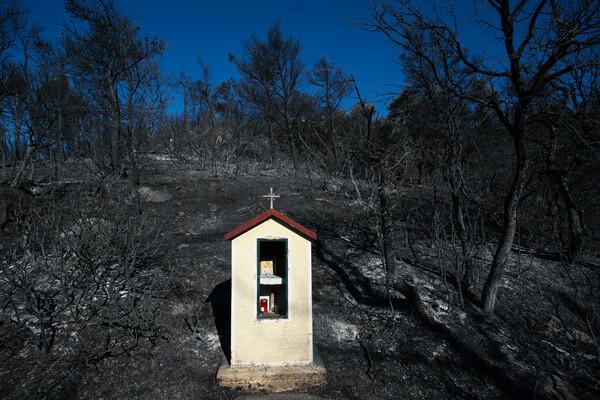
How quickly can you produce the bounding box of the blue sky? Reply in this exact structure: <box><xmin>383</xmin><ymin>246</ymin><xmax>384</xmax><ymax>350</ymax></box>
<box><xmin>24</xmin><ymin>0</ymin><xmax>502</xmax><ymax>115</ymax></box>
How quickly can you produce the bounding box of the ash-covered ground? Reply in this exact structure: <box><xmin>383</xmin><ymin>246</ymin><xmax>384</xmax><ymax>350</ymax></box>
<box><xmin>1</xmin><ymin>157</ymin><xmax>598</xmax><ymax>399</ymax></box>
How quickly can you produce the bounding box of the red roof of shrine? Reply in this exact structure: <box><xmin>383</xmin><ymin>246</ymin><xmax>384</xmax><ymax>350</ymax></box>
<box><xmin>224</xmin><ymin>209</ymin><xmax>317</xmax><ymax>241</ymax></box>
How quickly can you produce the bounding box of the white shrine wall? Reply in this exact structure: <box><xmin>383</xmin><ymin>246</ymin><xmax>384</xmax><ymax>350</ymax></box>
<box><xmin>230</xmin><ymin>218</ymin><xmax>313</xmax><ymax>366</ymax></box>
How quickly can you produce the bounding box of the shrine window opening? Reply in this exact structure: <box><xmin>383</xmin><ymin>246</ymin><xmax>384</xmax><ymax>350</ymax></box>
<box><xmin>257</xmin><ymin>239</ymin><xmax>288</xmax><ymax>319</ymax></box>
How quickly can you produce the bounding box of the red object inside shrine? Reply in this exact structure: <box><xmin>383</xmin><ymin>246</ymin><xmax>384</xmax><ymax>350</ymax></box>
<box><xmin>260</xmin><ymin>299</ymin><xmax>268</xmax><ymax>314</ymax></box>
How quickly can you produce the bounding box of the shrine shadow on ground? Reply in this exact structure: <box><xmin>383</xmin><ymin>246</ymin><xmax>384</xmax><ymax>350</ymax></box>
<box><xmin>206</xmin><ymin>279</ymin><xmax>231</xmax><ymax>364</ymax></box>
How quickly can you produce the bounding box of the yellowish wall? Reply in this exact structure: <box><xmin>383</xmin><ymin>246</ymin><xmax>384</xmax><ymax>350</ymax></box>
<box><xmin>230</xmin><ymin>219</ymin><xmax>313</xmax><ymax>366</ymax></box>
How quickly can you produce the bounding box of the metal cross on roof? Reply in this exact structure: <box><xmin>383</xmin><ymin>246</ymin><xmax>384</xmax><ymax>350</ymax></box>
<box><xmin>263</xmin><ymin>187</ymin><xmax>280</xmax><ymax>209</ymax></box>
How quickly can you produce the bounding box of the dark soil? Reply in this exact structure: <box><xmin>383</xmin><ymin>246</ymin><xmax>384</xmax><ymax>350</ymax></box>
<box><xmin>1</xmin><ymin>158</ymin><xmax>598</xmax><ymax>399</ymax></box>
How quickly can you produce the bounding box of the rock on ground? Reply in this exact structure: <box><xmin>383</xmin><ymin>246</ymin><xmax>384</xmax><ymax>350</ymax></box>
<box><xmin>138</xmin><ymin>186</ymin><xmax>172</xmax><ymax>202</ymax></box>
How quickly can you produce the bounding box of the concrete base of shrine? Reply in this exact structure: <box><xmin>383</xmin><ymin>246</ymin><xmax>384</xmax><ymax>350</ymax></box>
<box><xmin>216</xmin><ymin>346</ymin><xmax>327</xmax><ymax>392</ymax></box>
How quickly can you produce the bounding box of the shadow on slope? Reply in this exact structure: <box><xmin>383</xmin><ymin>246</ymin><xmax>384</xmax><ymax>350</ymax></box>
<box><xmin>206</xmin><ymin>279</ymin><xmax>231</xmax><ymax>364</ymax></box>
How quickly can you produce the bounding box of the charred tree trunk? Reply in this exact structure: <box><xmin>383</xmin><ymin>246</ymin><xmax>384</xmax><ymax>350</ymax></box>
<box><xmin>11</xmin><ymin>145</ymin><xmax>34</xmax><ymax>188</ymax></box>
<box><xmin>373</xmin><ymin>155</ymin><xmax>430</xmax><ymax>318</ymax></box>
<box><xmin>379</xmin><ymin>171</ymin><xmax>426</xmax><ymax>318</ymax></box>
<box><xmin>329</xmin><ymin>117</ymin><xmax>338</xmax><ymax>164</ymax></box>
<box><xmin>446</xmin><ymin>131</ymin><xmax>475</xmax><ymax>291</ymax></box>
<box><xmin>0</xmin><ymin>114</ymin><xmax>7</xmax><ymax>177</ymax></box>
<box><xmin>125</xmin><ymin>125</ymin><xmax>140</xmax><ymax>187</ymax></box>
<box><xmin>285</xmin><ymin>114</ymin><xmax>299</xmax><ymax>176</ymax></box>
<box><xmin>481</xmin><ymin>131</ymin><xmax>529</xmax><ymax>313</ymax></box>
<box><xmin>377</xmin><ymin>159</ymin><xmax>397</xmax><ymax>289</ymax></box>
<box><xmin>547</xmin><ymin>124</ymin><xmax>584</xmax><ymax>262</ymax></box>
<box><xmin>347</xmin><ymin>152</ymin><xmax>363</xmax><ymax>203</ymax></box>
<box><xmin>57</xmin><ymin>109</ymin><xmax>65</xmax><ymax>162</ymax></box>
<box><xmin>107</xmin><ymin>76</ymin><xmax>121</xmax><ymax>172</ymax></box>
<box><xmin>451</xmin><ymin>189</ymin><xmax>475</xmax><ymax>291</ymax></box>
<box><xmin>268</xmin><ymin>121</ymin><xmax>275</xmax><ymax>165</ymax></box>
